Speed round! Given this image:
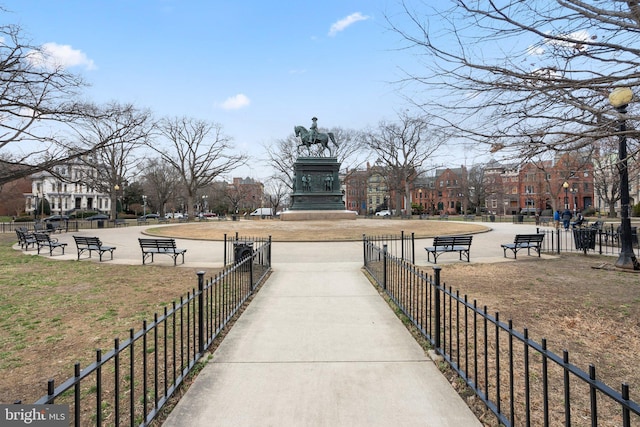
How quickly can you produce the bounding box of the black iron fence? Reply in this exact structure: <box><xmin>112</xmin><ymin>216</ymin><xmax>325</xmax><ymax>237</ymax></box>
<box><xmin>362</xmin><ymin>231</ymin><xmax>415</xmax><ymax>263</ymax></box>
<box><xmin>363</xmin><ymin>238</ymin><xmax>640</xmax><ymax>426</ymax></box>
<box><xmin>23</xmin><ymin>236</ymin><xmax>271</xmax><ymax>426</ymax></box>
<box><xmin>2</xmin><ymin>221</ymin><xmax>80</xmax><ymax>233</ymax></box>
<box><xmin>538</xmin><ymin>225</ymin><xmax>640</xmax><ymax>257</ymax></box>
<box><xmin>222</xmin><ymin>232</ymin><xmax>272</xmax><ymax>266</ymax></box>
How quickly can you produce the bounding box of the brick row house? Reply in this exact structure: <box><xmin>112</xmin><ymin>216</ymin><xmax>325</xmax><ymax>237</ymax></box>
<box><xmin>486</xmin><ymin>154</ymin><xmax>595</xmax><ymax>215</ymax></box>
<box><xmin>343</xmin><ymin>154</ymin><xmax>606</xmax><ymax>217</ymax></box>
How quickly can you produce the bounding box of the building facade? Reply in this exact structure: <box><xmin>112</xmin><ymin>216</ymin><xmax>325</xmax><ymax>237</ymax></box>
<box><xmin>27</xmin><ymin>162</ymin><xmax>113</xmax><ymax>217</ymax></box>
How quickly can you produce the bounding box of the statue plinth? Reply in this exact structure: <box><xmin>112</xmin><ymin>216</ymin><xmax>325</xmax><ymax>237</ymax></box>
<box><xmin>279</xmin><ymin>210</ymin><xmax>357</xmax><ymax>221</ymax></box>
<box><xmin>286</xmin><ymin>157</ymin><xmax>354</xmax><ymax>220</ymax></box>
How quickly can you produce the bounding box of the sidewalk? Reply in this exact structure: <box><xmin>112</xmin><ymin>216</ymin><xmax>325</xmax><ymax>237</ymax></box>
<box><xmin>162</xmin><ymin>260</ymin><xmax>482</xmax><ymax>427</ymax></box>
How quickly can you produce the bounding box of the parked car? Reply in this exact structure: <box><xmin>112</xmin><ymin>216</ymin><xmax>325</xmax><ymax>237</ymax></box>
<box><xmin>375</xmin><ymin>210</ymin><xmax>391</xmax><ymax>216</ymax></box>
<box><xmin>139</xmin><ymin>213</ymin><xmax>160</xmax><ymax>220</ymax></box>
<box><xmin>43</xmin><ymin>215</ymin><xmax>70</xmax><ymax>222</ymax></box>
<box><xmin>250</xmin><ymin>208</ymin><xmax>273</xmax><ymax>217</ymax></box>
<box><xmin>201</xmin><ymin>212</ymin><xmax>217</xmax><ymax>219</ymax></box>
<box><xmin>165</xmin><ymin>213</ymin><xmax>184</xmax><ymax>219</ymax></box>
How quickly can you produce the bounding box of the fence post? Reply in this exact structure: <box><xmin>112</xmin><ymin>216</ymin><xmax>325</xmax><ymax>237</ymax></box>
<box><xmin>223</xmin><ymin>233</ymin><xmax>227</xmax><ymax>265</ymax></box>
<box><xmin>268</xmin><ymin>236</ymin><xmax>272</xmax><ymax>267</ymax></box>
<box><xmin>197</xmin><ymin>271</ymin><xmax>205</xmax><ymax>354</ymax></box>
<box><xmin>401</xmin><ymin>230</ymin><xmax>405</xmax><ymax>261</ymax></box>
<box><xmin>363</xmin><ymin>234</ymin><xmax>366</xmax><ymax>266</ymax></box>
<box><xmin>433</xmin><ymin>266</ymin><xmax>442</xmax><ymax>351</ymax></box>
<box><xmin>249</xmin><ymin>250</ymin><xmax>255</xmax><ymax>293</ymax></box>
<box><xmin>411</xmin><ymin>232</ymin><xmax>415</xmax><ymax>265</ymax></box>
<box><xmin>556</xmin><ymin>228</ymin><xmax>561</xmax><ymax>254</ymax></box>
<box><xmin>383</xmin><ymin>244</ymin><xmax>388</xmax><ymax>291</ymax></box>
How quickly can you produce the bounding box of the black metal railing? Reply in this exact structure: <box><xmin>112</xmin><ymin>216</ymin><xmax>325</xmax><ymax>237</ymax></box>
<box><xmin>25</xmin><ymin>236</ymin><xmax>271</xmax><ymax>426</ymax></box>
<box><xmin>223</xmin><ymin>232</ymin><xmax>272</xmax><ymax>266</ymax></box>
<box><xmin>362</xmin><ymin>231</ymin><xmax>415</xmax><ymax>264</ymax></box>
<box><xmin>363</xmin><ymin>238</ymin><xmax>640</xmax><ymax>426</ymax></box>
<box><xmin>538</xmin><ymin>225</ymin><xmax>640</xmax><ymax>257</ymax></box>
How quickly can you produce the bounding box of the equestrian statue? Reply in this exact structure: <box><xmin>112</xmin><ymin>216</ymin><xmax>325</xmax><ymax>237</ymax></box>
<box><xmin>295</xmin><ymin>117</ymin><xmax>339</xmax><ymax>157</ymax></box>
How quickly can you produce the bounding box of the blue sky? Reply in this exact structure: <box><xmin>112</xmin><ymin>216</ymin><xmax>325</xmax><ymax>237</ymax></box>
<box><xmin>3</xmin><ymin>1</ymin><xmax>423</xmax><ymax>179</ymax></box>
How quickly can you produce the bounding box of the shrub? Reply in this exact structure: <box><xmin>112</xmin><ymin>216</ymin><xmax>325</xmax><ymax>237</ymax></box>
<box><xmin>582</xmin><ymin>206</ymin><xmax>597</xmax><ymax>217</ymax></box>
<box><xmin>632</xmin><ymin>203</ymin><xmax>640</xmax><ymax>217</ymax></box>
<box><xmin>14</xmin><ymin>216</ymin><xmax>34</xmax><ymax>222</ymax></box>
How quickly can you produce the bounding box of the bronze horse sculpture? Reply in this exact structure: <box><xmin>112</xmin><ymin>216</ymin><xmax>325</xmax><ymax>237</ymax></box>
<box><xmin>294</xmin><ymin>125</ymin><xmax>339</xmax><ymax>156</ymax></box>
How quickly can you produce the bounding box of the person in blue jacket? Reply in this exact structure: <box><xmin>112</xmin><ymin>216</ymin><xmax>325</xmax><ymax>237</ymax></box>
<box><xmin>553</xmin><ymin>210</ymin><xmax>561</xmax><ymax>229</ymax></box>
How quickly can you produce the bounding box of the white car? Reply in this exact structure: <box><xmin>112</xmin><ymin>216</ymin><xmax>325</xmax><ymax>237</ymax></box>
<box><xmin>375</xmin><ymin>210</ymin><xmax>391</xmax><ymax>216</ymax></box>
<box><xmin>165</xmin><ymin>213</ymin><xmax>184</xmax><ymax>219</ymax></box>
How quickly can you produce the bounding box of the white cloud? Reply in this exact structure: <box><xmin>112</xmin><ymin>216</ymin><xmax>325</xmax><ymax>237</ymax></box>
<box><xmin>527</xmin><ymin>45</ymin><xmax>545</xmax><ymax>56</ymax></box>
<box><xmin>219</xmin><ymin>94</ymin><xmax>251</xmax><ymax>110</ymax></box>
<box><xmin>27</xmin><ymin>42</ymin><xmax>96</xmax><ymax>70</ymax></box>
<box><xmin>328</xmin><ymin>12</ymin><xmax>370</xmax><ymax>37</ymax></box>
<box><xmin>544</xmin><ymin>30</ymin><xmax>592</xmax><ymax>51</ymax></box>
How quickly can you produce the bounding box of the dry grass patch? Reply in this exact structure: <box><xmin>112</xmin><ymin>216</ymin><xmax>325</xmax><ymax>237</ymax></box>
<box><xmin>146</xmin><ymin>217</ymin><xmax>488</xmax><ymax>241</ymax></box>
<box><xmin>420</xmin><ymin>255</ymin><xmax>640</xmax><ymax>425</ymax></box>
<box><xmin>0</xmin><ymin>233</ymin><xmax>215</xmax><ymax>404</ymax></box>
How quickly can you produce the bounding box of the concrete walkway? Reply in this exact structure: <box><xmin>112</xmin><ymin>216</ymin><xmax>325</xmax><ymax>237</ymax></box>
<box><xmin>16</xmin><ymin>221</ymin><xmax>552</xmax><ymax>426</ymax></box>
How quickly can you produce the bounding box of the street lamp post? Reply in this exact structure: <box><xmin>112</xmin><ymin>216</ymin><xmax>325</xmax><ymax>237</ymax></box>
<box><xmin>114</xmin><ymin>185</ymin><xmax>120</xmax><ymax>220</ymax></box>
<box><xmin>608</xmin><ymin>87</ymin><xmax>639</xmax><ymax>270</ymax></box>
<box><xmin>142</xmin><ymin>195</ymin><xmax>147</xmax><ymax>217</ymax></box>
<box><xmin>570</xmin><ymin>187</ymin><xmax>578</xmax><ymax>213</ymax></box>
<box><xmin>202</xmin><ymin>195</ymin><xmax>208</xmax><ymax>213</ymax></box>
<box><xmin>563</xmin><ymin>181</ymin><xmax>569</xmax><ymax>210</ymax></box>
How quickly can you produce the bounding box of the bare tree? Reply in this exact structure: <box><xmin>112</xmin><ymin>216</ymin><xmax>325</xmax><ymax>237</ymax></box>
<box><xmin>592</xmin><ymin>137</ymin><xmax>640</xmax><ymax>217</ymax></box>
<box><xmin>0</xmin><ymin>23</ymin><xmax>102</xmax><ymax>184</ymax></box>
<box><xmin>264</xmin><ymin>135</ymin><xmax>298</xmax><ymax>191</ymax></box>
<box><xmin>153</xmin><ymin>117</ymin><xmax>247</xmax><ymax>217</ymax></box>
<box><xmin>76</xmin><ymin>102</ymin><xmax>154</xmax><ymax>219</ymax></box>
<box><xmin>264</xmin><ymin>178</ymin><xmax>289</xmax><ymax>214</ymax></box>
<box><xmin>388</xmin><ymin>1</ymin><xmax>640</xmax><ymax>161</ymax></box>
<box><xmin>466</xmin><ymin>164</ymin><xmax>487</xmax><ymax>215</ymax></box>
<box><xmin>366</xmin><ymin>111</ymin><xmax>445</xmax><ymax>215</ymax></box>
<box><xmin>141</xmin><ymin>158</ymin><xmax>180</xmax><ymax>217</ymax></box>
<box><xmin>224</xmin><ymin>180</ymin><xmax>252</xmax><ymax>215</ymax></box>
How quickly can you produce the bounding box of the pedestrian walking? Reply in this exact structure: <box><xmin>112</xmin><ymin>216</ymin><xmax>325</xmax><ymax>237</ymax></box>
<box><xmin>562</xmin><ymin>209</ymin><xmax>572</xmax><ymax>230</ymax></box>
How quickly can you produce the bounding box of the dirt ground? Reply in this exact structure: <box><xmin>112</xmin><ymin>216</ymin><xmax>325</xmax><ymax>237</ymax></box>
<box><xmin>2</xmin><ymin>219</ymin><xmax>639</xmax><ymax>425</ymax></box>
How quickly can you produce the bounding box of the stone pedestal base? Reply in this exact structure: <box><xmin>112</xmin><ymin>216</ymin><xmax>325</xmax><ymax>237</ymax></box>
<box><xmin>279</xmin><ymin>210</ymin><xmax>357</xmax><ymax>221</ymax></box>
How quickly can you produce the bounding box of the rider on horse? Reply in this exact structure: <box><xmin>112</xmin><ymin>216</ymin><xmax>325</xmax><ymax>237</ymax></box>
<box><xmin>309</xmin><ymin>117</ymin><xmax>318</xmax><ymax>144</ymax></box>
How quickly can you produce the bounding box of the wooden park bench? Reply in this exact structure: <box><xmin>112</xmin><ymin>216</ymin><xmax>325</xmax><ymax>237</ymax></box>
<box><xmin>500</xmin><ymin>234</ymin><xmax>545</xmax><ymax>259</ymax></box>
<box><xmin>34</xmin><ymin>232</ymin><xmax>68</xmax><ymax>256</ymax></box>
<box><xmin>15</xmin><ymin>228</ymin><xmax>37</xmax><ymax>250</ymax></box>
<box><xmin>73</xmin><ymin>236</ymin><xmax>116</xmax><ymax>261</ymax></box>
<box><xmin>114</xmin><ymin>219</ymin><xmax>128</xmax><ymax>227</ymax></box>
<box><xmin>138</xmin><ymin>238</ymin><xmax>187</xmax><ymax>266</ymax></box>
<box><xmin>136</xmin><ymin>217</ymin><xmax>149</xmax><ymax>225</ymax></box>
<box><xmin>425</xmin><ymin>235</ymin><xmax>473</xmax><ymax>263</ymax></box>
